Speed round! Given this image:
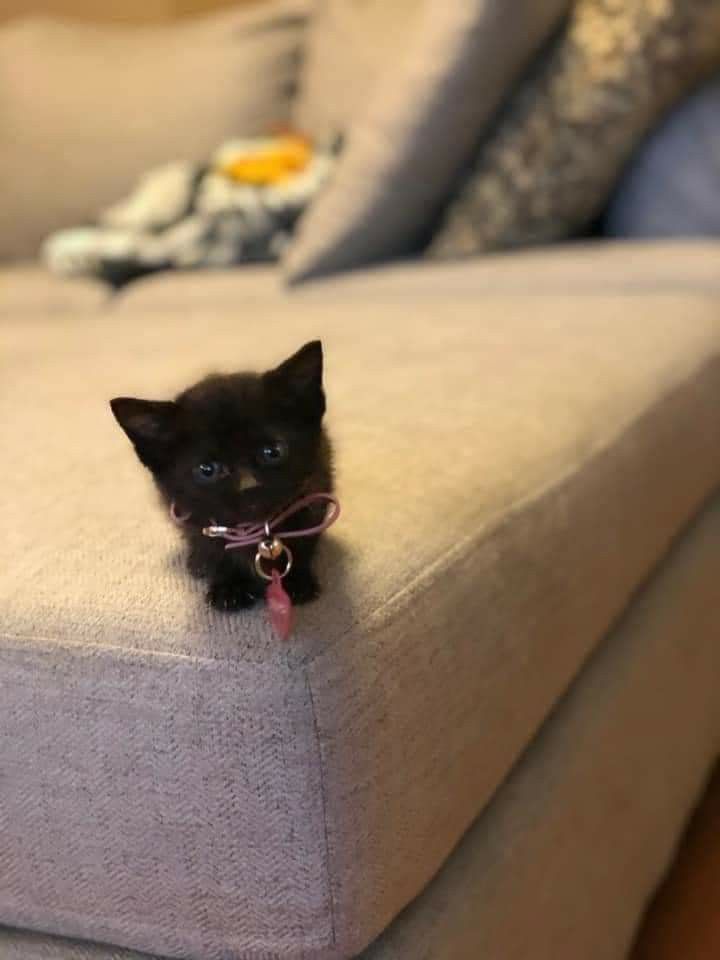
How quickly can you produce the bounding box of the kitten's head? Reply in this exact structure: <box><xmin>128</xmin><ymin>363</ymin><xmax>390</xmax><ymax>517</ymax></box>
<box><xmin>110</xmin><ymin>340</ymin><xmax>329</xmax><ymax>525</ymax></box>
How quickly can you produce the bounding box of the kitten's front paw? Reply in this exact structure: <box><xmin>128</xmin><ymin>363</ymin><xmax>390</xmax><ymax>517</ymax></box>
<box><xmin>284</xmin><ymin>570</ymin><xmax>321</xmax><ymax>606</ymax></box>
<box><xmin>207</xmin><ymin>580</ymin><xmax>261</xmax><ymax>612</ymax></box>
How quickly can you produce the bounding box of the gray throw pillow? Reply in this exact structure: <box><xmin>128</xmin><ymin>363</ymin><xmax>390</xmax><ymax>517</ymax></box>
<box><xmin>607</xmin><ymin>76</ymin><xmax>720</xmax><ymax>237</ymax></box>
<box><xmin>0</xmin><ymin>1</ymin><xmax>309</xmax><ymax>261</ymax></box>
<box><xmin>293</xmin><ymin>0</ymin><xmax>425</xmax><ymax>145</ymax></box>
<box><xmin>284</xmin><ymin>0</ymin><xmax>572</xmax><ymax>284</ymax></box>
<box><xmin>429</xmin><ymin>0</ymin><xmax>720</xmax><ymax>259</ymax></box>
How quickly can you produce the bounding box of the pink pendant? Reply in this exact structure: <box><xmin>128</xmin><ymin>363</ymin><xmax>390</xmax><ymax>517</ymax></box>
<box><xmin>266</xmin><ymin>570</ymin><xmax>294</xmax><ymax>640</ymax></box>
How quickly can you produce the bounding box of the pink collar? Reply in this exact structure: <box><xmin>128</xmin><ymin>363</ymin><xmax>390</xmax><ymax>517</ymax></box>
<box><xmin>170</xmin><ymin>492</ymin><xmax>340</xmax><ymax>551</ymax></box>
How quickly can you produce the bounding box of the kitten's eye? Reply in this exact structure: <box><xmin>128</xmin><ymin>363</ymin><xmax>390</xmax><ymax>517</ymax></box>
<box><xmin>192</xmin><ymin>461</ymin><xmax>227</xmax><ymax>484</ymax></box>
<box><xmin>257</xmin><ymin>440</ymin><xmax>288</xmax><ymax>466</ymax></box>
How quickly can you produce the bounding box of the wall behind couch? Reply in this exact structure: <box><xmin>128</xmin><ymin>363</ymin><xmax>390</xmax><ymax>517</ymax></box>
<box><xmin>0</xmin><ymin>0</ymin><xmax>262</xmax><ymax>23</ymax></box>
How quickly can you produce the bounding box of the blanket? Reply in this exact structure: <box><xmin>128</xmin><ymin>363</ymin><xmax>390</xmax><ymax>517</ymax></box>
<box><xmin>43</xmin><ymin>135</ymin><xmax>335</xmax><ymax>288</ymax></box>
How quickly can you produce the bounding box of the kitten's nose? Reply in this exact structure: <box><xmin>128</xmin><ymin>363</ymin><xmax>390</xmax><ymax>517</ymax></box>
<box><xmin>236</xmin><ymin>469</ymin><xmax>260</xmax><ymax>492</ymax></box>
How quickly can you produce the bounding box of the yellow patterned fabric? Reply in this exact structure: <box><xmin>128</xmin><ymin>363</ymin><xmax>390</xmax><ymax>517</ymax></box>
<box><xmin>218</xmin><ymin>135</ymin><xmax>313</xmax><ymax>185</ymax></box>
<box><xmin>430</xmin><ymin>0</ymin><xmax>720</xmax><ymax>257</ymax></box>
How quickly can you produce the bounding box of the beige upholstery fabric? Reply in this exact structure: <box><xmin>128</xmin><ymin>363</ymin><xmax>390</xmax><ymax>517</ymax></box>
<box><xmin>0</xmin><ymin>1</ymin><xmax>308</xmax><ymax>261</ymax></box>
<box><xmin>0</xmin><ymin>929</ymin><xmax>154</xmax><ymax>959</ymax></box>
<box><xmin>0</xmin><ymin>266</ymin><xmax>108</xmax><ymax>315</ymax></box>
<box><xmin>284</xmin><ymin>0</ymin><xmax>572</xmax><ymax>283</ymax></box>
<box><xmin>3</xmin><ymin>491</ymin><xmax>720</xmax><ymax>960</ymax></box>
<box><xmin>113</xmin><ymin>240</ymin><xmax>720</xmax><ymax>312</ymax></box>
<box><xmin>293</xmin><ymin>0</ymin><xmax>424</xmax><ymax>143</ymax></box>
<box><xmin>362</xmin><ymin>495</ymin><xmax>720</xmax><ymax>960</ymax></box>
<box><xmin>1</xmin><ymin>243</ymin><xmax>720</xmax><ymax>959</ymax></box>
<box><xmin>6</xmin><ymin>242</ymin><xmax>720</xmax><ymax>318</ymax></box>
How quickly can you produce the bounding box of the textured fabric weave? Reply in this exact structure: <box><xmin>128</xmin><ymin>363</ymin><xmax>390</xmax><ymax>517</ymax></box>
<box><xmin>0</xmin><ymin>928</ymin><xmax>158</xmax><ymax>959</ymax></box>
<box><xmin>362</xmin><ymin>495</ymin><xmax>720</xmax><ymax>959</ymax></box>
<box><xmin>3</xmin><ymin>492</ymin><xmax>720</xmax><ymax>959</ymax></box>
<box><xmin>1</xmin><ymin>243</ymin><xmax>720</xmax><ymax>958</ymax></box>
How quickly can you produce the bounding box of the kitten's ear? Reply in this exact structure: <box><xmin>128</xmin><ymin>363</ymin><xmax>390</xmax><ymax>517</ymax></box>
<box><xmin>110</xmin><ymin>398</ymin><xmax>180</xmax><ymax>466</ymax></box>
<box><xmin>266</xmin><ymin>340</ymin><xmax>326</xmax><ymax>420</ymax></box>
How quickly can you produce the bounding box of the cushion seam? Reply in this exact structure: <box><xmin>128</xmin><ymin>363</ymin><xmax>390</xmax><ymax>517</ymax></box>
<box><xmin>305</xmin><ymin>667</ymin><xmax>338</xmax><ymax>948</ymax></box>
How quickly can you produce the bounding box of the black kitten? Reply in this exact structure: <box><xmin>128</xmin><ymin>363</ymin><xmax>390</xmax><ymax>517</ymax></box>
<box><xmin>110</xmin><ymin>340</ymin><xmax>333</xmax><ymax>612</ymax></box>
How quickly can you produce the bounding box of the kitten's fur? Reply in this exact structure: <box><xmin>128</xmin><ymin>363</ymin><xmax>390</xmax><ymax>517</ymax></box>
<box><xmin>110</xmin><ymin>340</ymin><xmax>333</xmax><ymax>612</ymax></box>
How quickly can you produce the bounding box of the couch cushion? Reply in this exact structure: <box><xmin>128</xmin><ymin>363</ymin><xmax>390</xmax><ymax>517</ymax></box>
<box><xmin>607</xmin><ymin>77</ymin><xmax>720</xmax><ymax>239</ymax></box>
<box><xmin>0</xmin><ymin>927</ymin><xmax>153</xmax><ymax>959</ymax></box>
<box><xmin>0</xmin><ymin>265</ymin><xmax>107</xmax><ymax>315</ymax></box>
<box><xmin>3</xmin><ymin>490</ymin><xmax>720</xmax><ymax>960</ymax></box>
<box><xmin>1</xmin><ymin>243</ymin><xmax>720</xmax><ymax>959</ymax></box>
<box><xmin>0</xmin><ymin>1</ymin><xmax>308</xmax><ymax>261</ymax></box>
<box><xmin>117</xmin><ymin>240</ymin><xmax>720</xmax><ymax>311</ymax></box>
<box><xmin>361</xmin><ymin>495</ymin><xmax>720</xmax><ymax>959</ymax></box>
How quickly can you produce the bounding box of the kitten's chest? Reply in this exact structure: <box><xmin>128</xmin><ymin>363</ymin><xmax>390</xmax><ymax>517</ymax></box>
<box><xmin>185</xmin><ymin>529</ymin><xmax>255</xmax><ymax>577</ymax></box>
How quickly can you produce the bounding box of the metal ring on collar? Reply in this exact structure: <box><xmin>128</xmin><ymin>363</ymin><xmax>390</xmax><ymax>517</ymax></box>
<box><xmin>254</xmin><ymin>542</ymin><xmax>293</xmax><ymax>581</ymax></box>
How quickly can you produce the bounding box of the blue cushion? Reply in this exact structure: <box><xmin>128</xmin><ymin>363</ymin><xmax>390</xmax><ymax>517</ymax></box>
<box><xmin>607</xmin><ymin>77</ymin><xmax>720</xmax><ymax>237</ymax></box>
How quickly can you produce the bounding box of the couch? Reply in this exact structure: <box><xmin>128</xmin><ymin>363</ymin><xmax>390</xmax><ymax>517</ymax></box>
<box><xmin>1</xmin><ymin>4</ymin><xmax>720</xmax><ymax>960</ymax></box>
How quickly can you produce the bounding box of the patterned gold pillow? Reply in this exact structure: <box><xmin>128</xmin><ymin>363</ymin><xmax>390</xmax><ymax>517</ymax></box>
<box><xmin>429</xmin><ymin>0</ymin><xmax>720</xmax><ymax>258</ymax></box>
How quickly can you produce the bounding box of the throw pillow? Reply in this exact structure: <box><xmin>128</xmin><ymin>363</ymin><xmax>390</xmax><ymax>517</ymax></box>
<box><xmin>293</xmin><ymin>0</ymin><xmax>424</xmax><ymax>144</ymax></box>
<box><xmin>606</xmin><ymin>76</ymin><xmax>720</xmax><ymax>238</ymax></box>
<box><xmin>284</xmin><ymin>0</ymin><xmax>572</xmax><ymax>283</ymax></box>
<box><xmin>429</xmin><ymin>0</ymin><xmax>720</xmax><ymax>258</ymax></box>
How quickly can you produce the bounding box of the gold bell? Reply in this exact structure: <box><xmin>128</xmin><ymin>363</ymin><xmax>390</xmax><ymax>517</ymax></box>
<box><xmin>258</xmin><ymin>537</ymin><xmax>283</xmax><ymax>560</ymax></box>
